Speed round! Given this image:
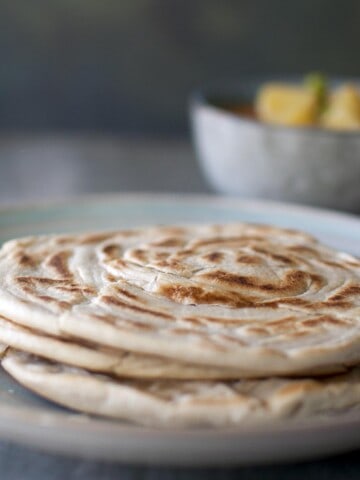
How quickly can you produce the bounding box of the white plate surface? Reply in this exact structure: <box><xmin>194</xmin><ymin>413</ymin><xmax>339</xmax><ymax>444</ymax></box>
<box><xmin>0</xmin><ymin>193</ymin><xmax>359</xmax><ymax>466</ymax></box>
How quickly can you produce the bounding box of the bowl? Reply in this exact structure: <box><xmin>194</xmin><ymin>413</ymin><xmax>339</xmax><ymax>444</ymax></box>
<box><xmin>190</xmin><ymin>77</ymin><xmax>360</xmax><ymax>213</ymax></box>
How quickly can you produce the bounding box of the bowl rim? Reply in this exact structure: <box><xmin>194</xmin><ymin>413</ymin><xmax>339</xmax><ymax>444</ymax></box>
<box><xmin>190</xmin><ymin>74</ymin><xmax>360</xmax><ymax>138</ymax></box>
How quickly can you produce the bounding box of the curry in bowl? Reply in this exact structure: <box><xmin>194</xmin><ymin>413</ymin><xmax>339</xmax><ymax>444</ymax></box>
<box><xmin>225</xmin><ymin>75</ymin><xmax>360</xmax><ymax>131</ymax></box>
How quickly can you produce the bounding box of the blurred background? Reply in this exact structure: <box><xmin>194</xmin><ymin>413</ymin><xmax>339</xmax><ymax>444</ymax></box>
<box><xmin>1</xmin><ymin>0</ymin><xmax>360</xmax><ymax>204</ymax></box>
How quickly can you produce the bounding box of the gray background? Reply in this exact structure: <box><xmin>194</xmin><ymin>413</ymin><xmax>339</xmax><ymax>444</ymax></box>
<box><xmin>0</xmin><ymin>0</ymin><xmax>359</xmax><ymax>133</ymax></box>
<box><xmin>0</xmin><ymin>2</ymin><xmax>359</xmax><ymax>477</ymax></box>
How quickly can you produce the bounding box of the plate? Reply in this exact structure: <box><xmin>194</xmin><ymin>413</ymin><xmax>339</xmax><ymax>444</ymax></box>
<box><xmin>0</xmin><ymin>193</ymin><xmax>359</xmax><ymax>466</ymax></box>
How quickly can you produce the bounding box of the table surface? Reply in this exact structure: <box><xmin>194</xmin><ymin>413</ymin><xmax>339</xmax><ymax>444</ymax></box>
<box><xmin>0</xmin><ymin>134</ymin><xmax>210</xmax><ymax>204</ymax></box>
<box><xmin>0</xmin><ymin>135</ymin><xmax>358</xmax><ymax>479</ymax></box>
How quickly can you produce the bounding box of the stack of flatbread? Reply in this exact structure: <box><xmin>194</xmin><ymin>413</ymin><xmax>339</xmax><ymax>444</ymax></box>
<box><xmin>0</xmin><ymin>223</ymin><xmax>359</xmax><ymax>427</ymax></box>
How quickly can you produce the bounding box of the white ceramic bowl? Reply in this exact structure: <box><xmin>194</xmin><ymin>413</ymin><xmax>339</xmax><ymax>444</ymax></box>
<box><xmin>190</xmin><ymin>78</ymin><xmax>360</xmax><ymax>212</ymax></box>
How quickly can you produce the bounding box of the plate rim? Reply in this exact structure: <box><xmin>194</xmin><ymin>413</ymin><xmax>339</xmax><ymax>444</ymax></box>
<box><xmin>0</xmin><ymin>400</ymin><xmax>359</xmax><ymax>466</ymax></box>
<box><xmin>0</xmin><ymin>191</ymin><xmax>359</xmax><ymax>220</ymax></box>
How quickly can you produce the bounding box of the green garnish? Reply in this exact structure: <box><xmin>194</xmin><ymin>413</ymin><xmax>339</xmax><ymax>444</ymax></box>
<box><xmin>305</xmin><ymin>72</ymin><xmax>328</xmax><ymax>114</ymax></box>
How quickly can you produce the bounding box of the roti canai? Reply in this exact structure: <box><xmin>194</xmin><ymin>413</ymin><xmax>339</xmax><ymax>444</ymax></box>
<box><xmin>0</xmin><ymin>224</ymin><xmax>359</xmax><ymax>376</ymax></box>
<box><xmin>3</xmin><ymin>349</ymin><xmax>360</xmax><ymax>428</ymax></box>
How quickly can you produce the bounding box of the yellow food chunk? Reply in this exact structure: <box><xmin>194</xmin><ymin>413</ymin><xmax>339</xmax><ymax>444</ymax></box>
<box><xmin>321</xmin><ymin>84</ymin><xmax>360</xmax><ymax>131</ymax></box>
<box><xmin>256</xmin><ymin>84</ymin><xmax>318</xmax><ymax>127</ymax></box>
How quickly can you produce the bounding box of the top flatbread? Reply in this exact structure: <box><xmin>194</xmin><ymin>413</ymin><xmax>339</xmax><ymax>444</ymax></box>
<box><xmin>0</xmin><ymin>223</ymin><xmax>359</xmax><ymax>377</ymax></box>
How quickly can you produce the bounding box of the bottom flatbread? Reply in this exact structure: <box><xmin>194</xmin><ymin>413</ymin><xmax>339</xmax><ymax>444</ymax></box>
<box><xmin>3</xmin><ymin>349</ymin><xmax>360</xmax><ymax>428</ymax></box>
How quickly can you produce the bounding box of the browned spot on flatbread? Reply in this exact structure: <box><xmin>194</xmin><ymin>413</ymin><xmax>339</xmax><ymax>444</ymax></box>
<box><xmin>328</xmin><ymin>294</ymin><xmax>348</xmax><ymax>303</ymax></box>
<box><xmin>91</xmin><ymin>313</ymin><xmax>155</xmax><ymax>331</ymax></box>
<box><xmin>277</xmin><ymin>298</ymin><xmax>352</xmax><ymax>312</ymax></box>
<box><xmin>247</xmin><ymin>327</ymin><xmax>269</xmax><ymax>335</ymax></box>
<box><xmin>267</xmin><ymin>316</ymin><xmax>297</xmax><ymax>328</ymax></box>
<box><xmin>101</xmin><ymin>295</ymin><xmax>174</xmax><ymax>320</ymax></box>
<box><xmin>309</xmin><ymin>273</ymin><xmax>325</xmax><ymax>288</ymax></box>
<box><xmin>194</xmin><ymin>235</ymin><xmax>264</xmax><ymax>248</ymax></box>
<box><xmin>316</xmin><ymin>300</ymin><xmax>352</xmax><ymax>309</ymax></box>
<box><xmin>16</xmin><ymin>284</ymin><xmax>33</xmax><ymax>295</ymax></box>
<box><xmin>55</xmin><ymin>236</ymin><xmax>77</xmax><ymax>245</ymax></box>
<box><xmin>79</xmin><ymin>233</ymin><xmax>115</xmax><ymax>245</ymax></box>
<box><xmin>268</xmin><ymin>253</ymin><xmax>295</xmax><ymax>265</ymax></box>
<box><xmin>301</xmin><ymin>315</ymin><xmax>350</xmax><ymax>328</ymax></box>
<box><xmin>287</xmin><ymin>330</ymin><xmax>311</xmax><ymax>338</ymax></box>
<box><xmin>171</xmin><ymin>327</ymin><xmax>201</xmax><ymax>335</ymax></box>
<box><xmin>201</xmin><ymin>270</ymin><xmax>309</xmax><ymax>296</ymax></box>
<box><xmin>236</xmin><ymin>254</ymin><xmax>262</xmax><ymax>265</ymax></box>
<box><xmin>15</xmin><ymin>276</ymin><xmax>95</xmax><ymax>297</ymax></box>
<box><xmin>154</xmin><ymin>252</ymin><xmax>169</xmax><ymax>261</ymax></box>
<box><xmin>56</xmin><ymin>284</ymin><xmax>95</xmax><ymax>295</ymax></box>
<box><xmin>181</xmin><ymin>316</ymin><xmax>205</xmax><ymax>326</ymax></box>
<box><xmin>102</xmin><ymin>244</ymin><xmax>120</xmax><ymax>259</ymax></box>
<box><xmin>253</xmin><ymin>247</ymin><xmax>294</xmax><ymax>265</ymax></box>
<box><xmin>277</xmin><ymin>298</ymin><xmax>309</xmax><ymax>307</ymax></box>
<box><xmin>267</xmin><ymin>318</ymin><xmax>302</xmax><ymax>334</ymax></box>
<box><xmin>130</xmin><ymin>249</ymin><xmax>147</xmax><ymax>262</ymax></box>
<box><xmin>150</xmin><ymin>237</ymin><xmax>185</xmax><ymax>248</ymax></box>
<box><xmin>119</xmin><ymin>319</ymin><xmax>155</xmax><ymax>331</ymax></box>
<box><xmin>203</xmin><ymin>252</ymin><xmax>224</xmax><ymax>263</ymax></box>
<box><xmin>159</xmin><ymin>284</ymin><xmax>251</xmax><ymax>308</ymax></box>
<box><xmin>37</xmin><ymin>295</ymin><xmax>71</xmax><ymax>310</ymax></box>
<box><xmin>288</xmin><ymin>245</ymin><xmax>317</xmax><ymax>255</ymax></box>
<box><xmin>46</xmin><ymin>251</ymin><xmax>72</xmax><ymax>278</ymax></box>
<box><xmin>106</xmin><ymin>274</ymin><xmax>117</xmax><ymax>282</ymax></box>
<box><xmin>322</xmin><ymin>259</ymin><xmax>346</xmax><ymax>269</ymax></box>
<box><xmin>183</xmin><ymin>315</ymin><xmax>247</xmax><ymax>327</ymax></box>
<box><xmin>328</xmin><ymin>284</ymin><xmax>360</xmax><ymax>302</ymax></box>
<box><xmin>157</xmin><ymin>226</ymin><xmax>187</xmax><ymax>236</ymax></box>
<box><xmin>115</xmin><ymin>287</ymin><xmax>139</xmax><ymax>301</ymax></box>
<box><xmin>152</xmin><ymin>260</ymin><xmax>187</xmax><ymax>273</ymax></box>
<box><xmin>342</xmin><ymin>284</ymin><xmax>360</xmax><ymax>295</ymax></box>
<box><xmin>175</xmin><ymin>249</ymin><xmax>195</xmax><ymax>258</ymax></box>
<box><xmin>252</xmin><ymin>300</ymin><xmax>280</xmax><ymax>309</ymax></box>
<box><xmin>200</xmin><ymin>316</ymin><xmax>249</xmax><ymax>326</ymax></box>
<box><xmin>90</xmin><ymin>313</ymin><xmax>118</xmax><ymax>325</ymax></box>
<box><xmin>16</xmin><ymin>276</ymin><xmax>64</xmax><ymax>286</ymax></box>
<box><xmin>15</xmin><ymin>253</ymin><xmax>38</xmax><ymax>268</ymax></box>
<box><xmin>277</xmin><ymin>381</ymin><xmax>317</xmax><ymax>397</ymax></box>
<box><xmin>111</xmin><ymin>259</ymin><xmax>127</xmax><ymax>269</ymax></box>
<box><xmin>267</xmin><ymin>317</ymin><xmax>308</xmax><ymax>335</ymax></box>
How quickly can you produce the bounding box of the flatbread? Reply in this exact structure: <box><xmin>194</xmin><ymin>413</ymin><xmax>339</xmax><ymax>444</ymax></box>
<box><xmin>3</xmin><ymin>349</ymin><xmax>360</xmax><ymax>428</ymax></box>
<box><xmin>0</xmin><ymin>316</ymin><xmax>245</xmax><ymax>380</ymax></box>
<box><xmin>0</xmin><ymin>224</ymin><xmax>360</xmax><ymax>376</ymax></box>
